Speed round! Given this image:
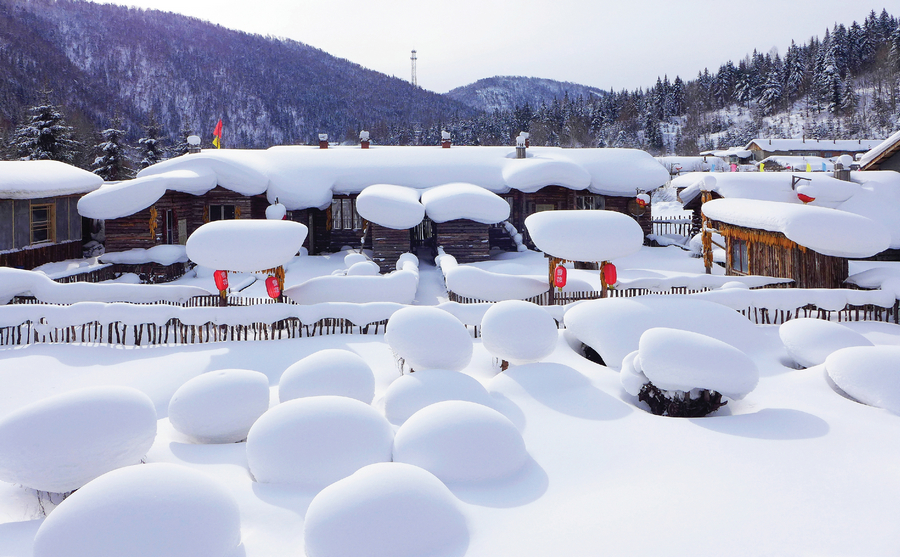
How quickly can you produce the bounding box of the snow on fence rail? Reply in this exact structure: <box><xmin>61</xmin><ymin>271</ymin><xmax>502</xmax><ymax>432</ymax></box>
<box><xmin>650</xmin><ymin>218</ymin><xmax>692</xmax><ymax>237</ymax></box>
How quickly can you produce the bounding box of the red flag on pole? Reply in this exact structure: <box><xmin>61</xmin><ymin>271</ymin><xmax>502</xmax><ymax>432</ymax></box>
<box><xmin>213</xmin><ymin>119</ymin><xmax>223</xmax><ymax>149</ymax></box>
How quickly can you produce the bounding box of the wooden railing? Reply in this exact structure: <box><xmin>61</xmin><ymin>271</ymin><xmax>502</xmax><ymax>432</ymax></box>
<box><xmin>651</xmin><ymin>218</ymin><xmax>692</xmax><ymax>236</ymax></box>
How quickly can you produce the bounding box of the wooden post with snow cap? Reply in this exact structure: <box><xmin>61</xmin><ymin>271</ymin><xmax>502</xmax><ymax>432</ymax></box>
<box><xmin>699</xmin><ymin>175</ymin><xmax>716</xmax><ymax>275</ymax></box>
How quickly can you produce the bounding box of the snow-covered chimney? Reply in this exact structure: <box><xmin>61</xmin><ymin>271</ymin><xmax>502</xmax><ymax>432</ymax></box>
<box><xmin>441</xmin><ymin>130</ymin><xmax>451</xmax><ymax>149</ymax></box>
<box><xmin>359</xmin><ymin>130</ymin><xmax>370</xmax><ymax>149</ymax></box>
<box><xmin>318</xmin><ymin>133</ymin><xmax>329</xmax><ymax>149</ymax></box>
<box><xmin>516</xmin><ymin>135</ymin><xmax>526</xmax><ymax>159</ymax></box>
<box><xmin>518</xmin><ymin>131</ymin><xmax>530</xmax><ymax>148</ymax></box>
<box><xmin>835</xmin><ymin>154</ymin><xmax>853</xmax><ymax>181</ymax></box>
<box><xmin>187</xmin><ymin>135</ymin><xmax>201</xmax><ymax>154</ymax></box>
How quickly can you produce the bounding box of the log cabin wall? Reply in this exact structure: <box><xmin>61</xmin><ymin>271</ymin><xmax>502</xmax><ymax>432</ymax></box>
<box><xmin>371</xmin><ymin>224</ymin><xmax>411</xmax><ymax>273</ymax></box>
<box><xmin>604</xmin><ymin>195</ymin><xmax>652</xmax><ymax>238</ymax></box>
<box><xmin>104</xmin><ymin>207</ymin><xmax>156</xmax><ymax>252</ymax></box>
<box><xmin>435</xmin><ymin>219</ymin><xmax>491</xmax><ymax>264</ymax></box>
<box><xmin>0</xmin><ymin>194</ymin><xmax>84</xmax><ymax>269</ymax></box>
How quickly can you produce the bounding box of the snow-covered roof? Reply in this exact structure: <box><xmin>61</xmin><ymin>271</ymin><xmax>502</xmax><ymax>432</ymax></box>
<box><xmin>759</xmin><ymin>156</ymin><xmax>834</xmax><ymax>171</ymax></box>
<box><xmin>656</xmin><ymin>156</ymin><xmax>726</xmax><ymax>174</ymax></box>
<box><xmin>0</xmin><ymin>161</ymin><xmax>102</xmax><ymax>200</ymax></box>
<box><xmin>702</xmin><ymin>198</ymin><xmax>890</xmax><ymax>258</ymax></box>
<box><xmin>746</xmin><ymin>138</ymin><xmax>881</xmax><ymax>153</ymax></box>
<box><xmin>698</xmin><ymin>148</ymin><xmax>752</xmax><ymax>159</ymax></box>
<box><xmin>77</xmin><ymin>146</ymin><xmax>669</xmax><ymax>219</ymax></box>
<box><xmin>859</xmin><ymin>129</ymin><xmax>900</xmax><ymax>169</ymax></box>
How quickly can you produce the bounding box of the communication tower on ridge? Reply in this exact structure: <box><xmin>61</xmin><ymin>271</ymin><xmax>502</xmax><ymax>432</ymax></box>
<box><xmin>410</xmin><ymin>49</ymin><xmax>417</xmax><ymax>87</ymax></box>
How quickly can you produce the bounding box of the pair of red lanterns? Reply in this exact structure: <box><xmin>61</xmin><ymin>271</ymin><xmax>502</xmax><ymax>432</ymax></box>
<box><xmin>553</xmin><ymin>262</ymin><xmax>617</xmax><ymax>289</ymax></box>
<box><xmin>213</xmin><ymin>270</ymin><xmax>281</xmax><ymax>299</ymax></box>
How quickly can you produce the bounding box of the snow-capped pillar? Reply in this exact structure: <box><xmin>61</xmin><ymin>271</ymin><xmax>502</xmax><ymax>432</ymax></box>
<box><xmin>318</xmin><ymin>134</ymin><xmax>329</xmax><ymax>149</ymax></box>
<box><xmin>360</xmin><ymin>130</ymin><xmax>370</xmax><ymax>149</ymax></box>
<box><xmin>516</xmin><ymin>135</ymin><xmax>526</xmax><ymax>159</ymax></box>
<box><xmin>518</xmin><ymin>131</ymin><xmax>530</xmax><ymax>148</ymax></box>
<box><xmin>441</xmin><ymin>130</ymin><xmax>451</xmax><ymax>149</ymax></box>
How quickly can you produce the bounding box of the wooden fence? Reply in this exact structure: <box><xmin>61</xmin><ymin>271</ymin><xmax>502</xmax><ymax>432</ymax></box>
<box><xmin>738</xmin><ymin>301</ymin><xmax>899</xmax><ymax>325</ymax></box>
<box><xmin>651</xmin><ymin>219</ymin><xmax>692</xmax><ymax>237</ymax></box>
<box><xmin>448</xmin><ymin>286</ymin><xmax>712</xmax><ymax>306</ymax></box>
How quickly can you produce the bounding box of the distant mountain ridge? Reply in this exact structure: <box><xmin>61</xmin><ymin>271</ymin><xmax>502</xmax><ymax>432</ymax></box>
<box><xmin>446</xmin><ymin>76</ymin><xmax>606</xmax><ymax>113</ymax></box>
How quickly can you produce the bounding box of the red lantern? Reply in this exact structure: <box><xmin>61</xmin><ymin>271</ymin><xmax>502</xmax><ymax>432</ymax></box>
<box><xmin>797</xmin><ymin>193</ymin><xmax>815</xmax><ymax>204</ymax></box>
<box><xmin>213</xmin><ymin>270</ymin><xmax>229</xmax><ymax>291</ymax></box>
<box><xmin>553</xmin><ymin>265</ymin><xmax>567</xmax><ymax>288</ymax></box>
<box><xmin>265</xmin><ymin>276</ymin><xmax>281</xmax><ymax>299</ymax></box>
<box><xmin>602</xmin><ymin>262</ymin><xmax>617</xmax><ymax>286</ymax></box>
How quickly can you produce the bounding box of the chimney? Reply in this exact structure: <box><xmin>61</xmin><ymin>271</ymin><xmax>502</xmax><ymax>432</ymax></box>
<box><xmin>318</xmin><ymin>133</ymin><xmax>329</xmax><ymax>149</ymax></box>
<box><xmin>835</xmin><ymin>154</ymin><xmax>852</xmax><ymax>181</ymax></box>
<box><xmin>359</xmin><ymin>130</ymin><xmax>370</xmax><ymax>149</ymax></box>
<box><xmin>187</xmin><ymin>135</ymin><xmax>201</xmax><ymax>154</ymax></box>
<box><xmin>519</xmin><ymin>131</ymin><xmax>530</xmax><ymax>148</ymax></box>
<box><xmin>516</xmin><ymin>135</ymin><xmax>526</xmax><ymax>159</ymax></box>
<box><xmin>441</xmin><ymin>130</ymin><xmax>451</xmax><ymax>149</ymax></box>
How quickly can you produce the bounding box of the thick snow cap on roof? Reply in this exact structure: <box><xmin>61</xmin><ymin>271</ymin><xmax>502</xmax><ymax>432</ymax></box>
<box><xmin>702</xmin><ymin>198</ymin><xmax>890</xmax><ymax>258</ymax></box>
<box><xmin>1</xmin><ymin>160</ymin><xmax>102</xmax><ymax>200</ymax></box>
<box><xmin>525</xmin><ymin>210</ymin><xmax>644</xmax><ymax>261</ymax></box>
<box><xmin>859</xmin><ymin>129</ymin><xmax>900</xmax><ymax>168</ymax></box>
<box><xmin>356</xmin><ymin>184</ymin><xmax>424</xmax><ymax>229</ymax></box>
<box><xmin>421</xmin><ymin>183</ymin><xmax>510</xmax><ymax>224</ymax></box>
<box><xmin>747</xmin><ymin>138</ymin><xmax>881</xmax><ymax>152</ymax></box>
<box><xmin>186</xmin><ymin>219</ymin><xmax>307</xmax><ymax>272</ymax></box>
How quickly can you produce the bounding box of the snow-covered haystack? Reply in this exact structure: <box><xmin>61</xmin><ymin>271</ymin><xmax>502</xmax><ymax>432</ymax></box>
<box><xmin>246</xmin><ymin>396</ymin><xmax>393</xmax><ymax>487</ymax></box>
<box><xmin>420</xmin><ymin>183</ymin><xmax>510</xmax><ymax>224</ymax></box>
<box><xmin>356</xmin><ymin>184</ymin><xmax>425</xmax><ymax>229</ymax></box>
<box><xmin>382</xmin><ymin>369</ymin><xmax>495</xmax><ymax>425</ymax></box>
<box><xmin>621</xmin><ymin>328</ymin><xmax>759</xmax><ymax>417</ymax></box>
<box><xmin>825</xmin><ymin>346</ymin><xmax>900</xmax><ymax>414</ymax></box>
<box><xmin>393</xmin><ymin>401</ymin><xmax>527</xmax><ymax>483</ymax></box>
<box><xmin>779</xmin><ymin>318</ymin><xmax>873</xmax><ymax>368</ymax></box>
<box><xmin>185</xmin><ymin>219</ymin><xmax>308</xmax><ymax>272</ymax></box>
<box><xmin>481</xmin><ymin>300</ymin><xmax>558</xmax><ymax>365</ymax></box>
<box><xmin>385</xmin><ymin>306</ymin><xmax>473</xmax><ymax>372</ymax></box>
<box><xmin>0</xmin><ymin>387</ymin><xmax>156</xmax><ymax>493</ymax></box>
<box><xmin>564</xmin><ymin>296</ymin><xmax>763</xmax><ymax>370</ymax></box>
<box><xmin>167</xmin><ymin>369</ymin><xmax>270</xmax><ymax>444</ymax></box>
<box><xmin>525</xmin><ymin>210</ymin><xmax>644</xmax><ymax>261</ymax></box>
<box><xmin>303</xmin><ymin>462</ymin><xmax>468</xmax><ymax>557</ymax></box>
<box><xmin>279</xmin><ymin>349</ymin><xmax>375</xmax><ymax>404</ymax></box>
<box><xmin>32</xmin><ymin>463</ymin><xmax>242</xmax><ymax>557</ymax></box>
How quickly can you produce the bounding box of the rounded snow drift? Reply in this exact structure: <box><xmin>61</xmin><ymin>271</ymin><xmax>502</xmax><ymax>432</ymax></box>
<box><xmin>420</xmin><ymin>183</ymin><xmax>510</xmax><ymax>224</ymax></box>
<box><xmin>33</xmin><ymin>463</ymin><xmax>242</xmax><ymax>557</ymax></box>
<box><xmin>343</xmin><ymin>252</ymin><xmax>368</xmax><ymax>268</ymax></box>
<box><xmin>303</xmin><ymin>462</ymin><xmax>468</xmax><ymax>557</ymax></box>
<box><xmin>246</xmin><ymin>396</ymin><xmax>393</xmax><ymax>487</ymax></box>
<box><xmin>168</xmin><ymin>369</ymin><xmax>270</xmax><ymax>444</ymax></box>
<box><xmin>347</xmin><ymin>261</ymin><xmax>380</xmax><ymax>276</ymax></box>
<box><xmin>524</xmin><ymin>210</ymin><xmax>643</xmax><ymax>262</ymax></box>
<box><xmin>356</xmin><ymin>184</ymin><xmax>425</xmax><ymax>230</ymax></box>
<box><xmin>265</xmin><ymin>203</ymin><xmax>286</xmax><ymax>220</ymax></box>
<box><xmin>186</xmin><ymin>219</ymin><xmax>308</xmax><ymax>272</ymax></box>
<box><xmin>619</xmin><ymin>350</ymin><xmax>647</xmax><ymax>397</ymax></box>
<box><xmin>383</xmin><ymin>368</ymin><xmax>495</xmax><ymax>425</ymax></box>
<box><xmin>779</xmin><ymin>318</ymin><xmax>873</xmax><ymax>368</ymax></box>
<box><xmin>480</xmin><ymin>300</ymin><xmax>558</xmax><ymax>365</ymax></box>
<box><xmin>279</xmin><ymin>349</ymin><xmax>375</xmax><ymax>404</ymax></box>
<box><xmin>394</xmin><ymin>401</ymin><xmax>527</xmax><ymax>483</ymax></box>
<box><xmin>385</xmin><ymin>307</ymin><xmax>473</xmax><ymax>372</ymax></box>
<box><xmin>826</xmin><ymin>345</ymin><xmax>900</xmax><ymax>413</ymax></box>
<box><xmin>0</xmin><ymin>386</ymin><xmax>157</xmax><ymax>493</ymax></box>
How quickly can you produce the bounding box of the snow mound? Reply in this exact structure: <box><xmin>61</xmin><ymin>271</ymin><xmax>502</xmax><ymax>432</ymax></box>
<box><xmin>393</xmin><ymin>400</ymin><xmax>527</xmax><ymax>483</ymax></box>
<box><xmin>347</xmin><ymin>261</ymin><xmax>380</xmax><ymax>275</ymax></box>
<box><xmin>383</xmin><ymin>369</ymin><xmax>495</xmax><ymax>425</ymax></box>
<box><xmin>246</xmin><ymin>396</ymin><xmax>393</xmax><ymax>487</ymax></box>
<box><xmin>0</xmin><ymin>160</ymin><xmax>103</xmax><ymax>199</ymax></box>
<box><xmin>481</xmin><ymin>300</ymin><xmax>558</xmax><ymax>364</ymax></box>
<box><xmin>100</xmin><ymin>245</ymin><xmax>188</xmax><ymax>266</ymax></box>
<box><xmin>385</xmin><ymin>306</ymin><xmax>473</xmax><ymax>372</ymax></box>
<box><xmin>779</xmin><ymin>318</ymin><xmax>873</xmax><ymax>368</ymax></box>
<box><xmin>525</xmin><ymin>210</ymin><xmax>644</xmax><ymax>261</ymax></box>
<box><xmin>167</xmin><ymin>369</ymin><xmax>270</xmax><ymax>444</ymax></box>
<box><xmin>564</xmin><ymin>296</ymin><xmax>764</xmax><ymax>370</ymax></box>
<box><xmin>356</xmin><ymin>184</ymin><xmax>424</xmax><ymax>229</ymax></box>
<box><xmin>0</xmin><ymin>387</ymin><xmax>156</xmax><ymax>493</ymax></box>
<box><xmin>279</xmin><ymin>349</ymin><xmax>375</xmax><ymax>404</ymax></box>
<box><xmin>635</xmin><ymin>328</ymin><xmax>759</xmax><ymax>400</ymax></box>
<box><xmin>303</xmin><ymin>462</ymin><xmax>468</xmax><ymax>557</ymax></box>
<box><xmin>420</xmin><ymin>183</ymin><xmax>510</xmax><ymax>224</ymax></box>
<box><xmin>825</xmin><ymin>346</ymin><xmax>900</xmax><ymax>413</ymax></box>
<box><xmin>437</xmin><ymin>252</ymin><xmax>549</xmax><ymax>301</ymax></box>
<box><xmin>186</xmin><ymin>219</ymin><xmax>308</xmax><ymax>272</ymax></box>
<box><xmin>343</xmin><ymin>252</ymin><xmax>368</xmax><ymax>267</ymax></box>
<box><xmin>265</xmin><ymin>202</ymin><xmax>286</xmax><ymax>220</ymax></box>
<box><xmin>33</xmin><ymin>463</ymin><xmax>242</xmax><ymax>557</ymax></box>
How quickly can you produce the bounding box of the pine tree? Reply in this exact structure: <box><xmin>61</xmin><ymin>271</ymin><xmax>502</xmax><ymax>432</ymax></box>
<box><xmin>91</xmin><ymin>120</ymin><xmax>132</xmax><ymax>181</ymax></box>
<box><xmin>13</xmin><ymin>95</ymin><xmax>79</xmax><ymax>163</ymax></box>
<box><xmin>138</xmin><ymin>113</ymin><xmax>165</xmax><ymax>169</ymax></box>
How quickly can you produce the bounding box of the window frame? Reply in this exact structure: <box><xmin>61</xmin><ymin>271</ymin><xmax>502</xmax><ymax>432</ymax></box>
<box><xmin>331</xmin><ymin>197</ymin><xmax>363</xmax><ymax>230</ymax></box>
<box><xmin>30</xmin><ymin>202</ymin><xmax>55</xmax><ymax>245</ymax></box>
<box><xmin>731</xmin><ymin>238</ymin><xmax>749</xmax><ymax>275</ymax></box>
<box><xmin>208</xmin><ymin>204</ymin><xmax>236</xmax><ymax>222</ymax></box>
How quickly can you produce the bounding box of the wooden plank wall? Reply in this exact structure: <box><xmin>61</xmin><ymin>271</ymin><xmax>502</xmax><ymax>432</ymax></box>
<box><xmin>0</xmin><ymin>240</ymin><xmax>82</xmax><ymax>269</ymax></box>
<box><xmin>371</xmin><ymin>224</ymin><xmax>411</xmax><ymax>273</ymax></box>
<box><xmin>436</xmin><ymin>219</ymin><xmax>490</xmax><ymax>263</ymax></box>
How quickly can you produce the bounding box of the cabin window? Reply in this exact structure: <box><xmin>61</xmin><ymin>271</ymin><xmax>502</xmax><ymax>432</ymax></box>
<box><xmin>208</xmin><ymin>204</ymin><xmax>236</xmax><ymax>221</ymax></box>
<box><xmin>526</xmin><ymin>202</ymin><xmax>556</xmax><ymax>214</ymax></box>
<box><xmin>163</xmin><ymin>209</ymin><xmax>176</xmax><ymax>245</ymax></box>
<box><xmin>575</xmin><ymin>194</ymin><xmax>605</xmax><ymax>210</ymax></box>
<box><xmin>331</xmin><ymin>198</ymin><xmax>363</xmax><ymax>230</ymax></box>
<box><xmin>731</xmin><ymin>238</ymin><xmax>749</xmax><ymax>275</ymax></box>
<box><xmin>30</xmin><ymin>203</ymin><xmax>55</xmax><ymax>244</ymax></box>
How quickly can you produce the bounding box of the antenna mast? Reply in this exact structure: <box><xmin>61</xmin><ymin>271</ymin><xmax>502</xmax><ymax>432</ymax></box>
<box><xmin>410</xmin><ymin>49</ymin><xmax>417</xmax><ymax>87</ymax></box>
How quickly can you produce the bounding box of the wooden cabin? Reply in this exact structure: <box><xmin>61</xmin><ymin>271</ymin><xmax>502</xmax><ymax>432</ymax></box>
<box><xmin>860</xmin><ymin>131</ymin><xmax>900</xmax><ymax>172</ymax></box>
<box><xmin>745</xmin><ymin>138</ymin><xmax>881</xmax><ymax>162</ymax></box>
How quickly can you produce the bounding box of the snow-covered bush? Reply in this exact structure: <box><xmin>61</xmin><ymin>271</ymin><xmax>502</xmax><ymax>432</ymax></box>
<box><xmin>480</xmin><ymin>300</ymin><xmax>558</xmax><ymax>366</ymax></box>
<box><xmin>0</xmin><ymin>387</ymin><xmax>156</xmax><ymax>493</ymax></box>
<box><xmin>246</xmin><ymin>396</ymin><xmax>393</xmax><ymax>487</ymax></box>
<box><xmin>303</xmin><ymin>462</ymin><xmax>468</xmax><ymax>557</ymax></box>
<box><xmin>778</xmin><ymin>318</ymin><xmax>873</xmax><ymax>368</ymax></box>
<box><xmin>382</xmin><ymin>369</ymin><xmax>495</xmax><ymax>425</ymax></box>
<box><xmin>825</xmin><ymin>346</ymin><xmax>900</xmax><ymax>414</ymax></box>
<box><xmin>385</xmin><ymin>306</ymin><xmax>473</xmax><ymax>372</ymax></box>
<box><xmin>279</xmin><ymin>349</ymin><xmax>375</xmax><ymax>404</ymax></box>
<box><xmin>621</xmin><ymin>328</ymin><xmax>759</xmax><ymax>417</ymax></box>
<box><xmin>393</xmin><ymin>400</ymin><xmax>527</xmax><ymax>483</ymax></box>
<box><xmin>32</xmin><ymin>463</ymin><xmax>242</xmax><ymax>557</ymax></box>
<box><xmin>167</xmin><ymin>369</ymin><xmax>270</xmax><ymax>444</ymax></box>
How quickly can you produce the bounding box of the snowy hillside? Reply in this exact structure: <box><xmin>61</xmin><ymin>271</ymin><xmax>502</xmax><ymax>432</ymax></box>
<box><xmin>446</xmin><ymin>76</ymin><xmax>605</xmax><ymax>113</ymax></box>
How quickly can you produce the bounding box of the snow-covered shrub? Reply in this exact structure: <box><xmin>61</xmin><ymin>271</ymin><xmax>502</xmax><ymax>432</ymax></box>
<box><xmin>303</xmin><ymin>462</ymin><xmax>468</xmax><ymax>557</ymax></box>
<box><xmin>167</xmin><ymin>369</ymin><xmax>270</xmax><ymax>444</ymax></box>
<box><xmin>279</xmin><ymin>349</ymin><xmax>375</xmax><ymax>404</ymax></box>
<box><xmin>393</xmin><ymin>400</ymin><xmax>527</xmax><ymax>483</ymax></box>
<box><xmin>621</xmin><ymin>328</ymin><xmax>759</xmax><ymax>417</ymax></box>
<box><xmin>347</xmin><ymin>261</ymin><xmax>380</xmax><ymax>275</ymax></box>
<box><xmin>825</xmin><ymin>346</ymin><xmax>900</xmax><ymax>413</ymax></box>
<box><xmin>246</xmin><ymin>396</ymin><xmax>393</xmax><ymax>487</ymax></box>
<box><xmin>0</xmin><ymin>387</ymin><xmax>156</xmax><ymax>493</ymax></box>
<box><xmin>385</xmin><ymin>306</ymin><xmax>473</xmax><ymax>372</ymax></box>
<box><xmin>779</xmin><ymin>318</ymin><xmax>873</xmax><ymax>368</ymax></box>
<box><xmin>32</xmin><ymin>463</ymin><xmax>242</xmax><ymax>557</ymax></box>
<box><xmin>480</xmin><ymin>300</ymin><xmax>558</xmax><ymax>366</ymax></box>
<box><xmin>382</xmin><ymin>369</ymin><xmax>495</xmax><ymax>425</ymax></box>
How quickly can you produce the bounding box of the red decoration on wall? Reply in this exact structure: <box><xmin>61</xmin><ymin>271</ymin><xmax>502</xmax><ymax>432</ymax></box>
<box><xmin>265</xmin><ymin>276</ymin><xmax>281</xmax><ymax>299</ymax></box>
<box><xmin>553</xmin><ymin>265</ymin><xmax>567</xmax><ymax>288</ymax></box>
<box><xmin>602</xmin><ymin>262</ymin><xmax>617</xmax><ymax>286</ymax></box>
<box><xmin>213</xmin><ymin>270</ymin><xmax>229</xmax><ymax>291</ymax></box>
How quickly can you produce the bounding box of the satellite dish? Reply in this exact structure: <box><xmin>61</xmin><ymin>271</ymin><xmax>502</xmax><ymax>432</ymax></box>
<box><xmin>187</xmin><ymin>135</ymin><xmax>201</xmax><ymax>146</ymax></box>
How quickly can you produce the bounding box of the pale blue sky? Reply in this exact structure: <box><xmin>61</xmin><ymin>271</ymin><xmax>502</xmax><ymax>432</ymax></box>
<box><xmin>101</xmin><ymin>0</ymin><xmax>886</xmax><ymax>93</ymax></box>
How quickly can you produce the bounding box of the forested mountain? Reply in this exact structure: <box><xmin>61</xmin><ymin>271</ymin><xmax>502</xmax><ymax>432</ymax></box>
<box><xmin>446</xmin><ymin>76</ymin><xmax>605</xmax><ymax>113</ymax></box>
<box><xmin>0</xmin><ymin>0</ymin><xmax>475</xmax><ymax>152</ymax></box>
